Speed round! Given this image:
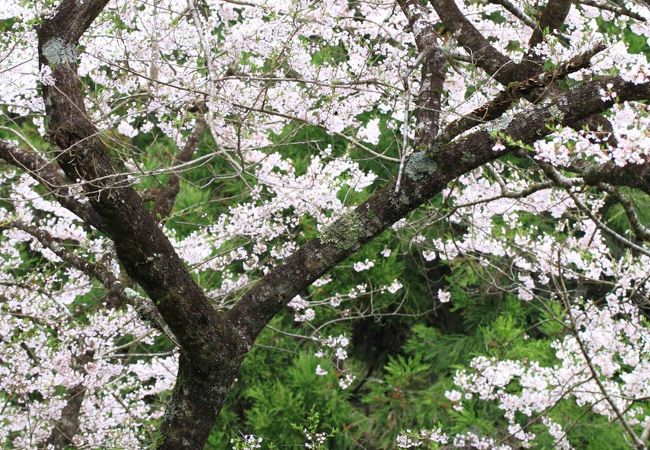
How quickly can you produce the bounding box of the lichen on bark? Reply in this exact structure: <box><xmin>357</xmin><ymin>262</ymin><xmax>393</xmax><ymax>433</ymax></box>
<box><xmin>320</xmin><ymin>210</ymin><xmax>361</xmax><ymax>250</ymax></box>
<box><xmin>41</xmin><ymin>37</ymin><xmax>77</xmax><ymax>66</ymax></box>
<box><xmin>404</xmin><ymin>151</ymin><xmax>437</xmax><ymax>181</ymax></box>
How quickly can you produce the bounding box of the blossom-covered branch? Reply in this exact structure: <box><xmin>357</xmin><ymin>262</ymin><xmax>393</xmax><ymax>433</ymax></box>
<box><xmin>228</xmin><ymin>75</ymin><xmax>650</xmax><ymax>346</ymax></box>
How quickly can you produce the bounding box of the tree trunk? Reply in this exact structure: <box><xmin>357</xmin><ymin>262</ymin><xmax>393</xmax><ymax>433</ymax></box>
<box><xmin>158</xmin><ymin>354</ymin><xmax>242</xmax><ymax>450</ymax></box>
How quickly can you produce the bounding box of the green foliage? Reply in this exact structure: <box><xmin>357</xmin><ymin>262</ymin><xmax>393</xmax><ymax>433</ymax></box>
<box><xmin>208</xmin><ymin>347</ymin><xmax>358</xmax><ymax>448</ymax></box>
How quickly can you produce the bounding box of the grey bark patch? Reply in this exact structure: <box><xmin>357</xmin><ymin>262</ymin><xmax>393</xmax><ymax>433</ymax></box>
<box><xmin>320</xmin><ymin>211</ymin><xmax>361</xmax><ymax>250</ymax></box>
<box><xmin>404</xmin><ymin>151</ymin><xmax>437</xmax><ymax>181</ymax></box>
<box><xmin>488</xmin><ymin>113</ymin><xmax>514</xmax><ymax>131</ymax></box>
<box><xmin>42</xmin><ymin>37</ymin><xmax>77</xmax><ymax>66</ymax></box>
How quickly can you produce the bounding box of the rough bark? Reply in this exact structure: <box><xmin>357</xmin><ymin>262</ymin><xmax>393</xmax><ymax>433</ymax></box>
<box><xmin>584</xmin><ymin>161</ymin><xmax>650</xmax><ymax>196</ymax></box>
<box><xmin>35</xmin><ymin>2</ymin><xmax>245</xmax><ymax>447</ymax></box>
<box><xmin>528</xmin><ymin>0</ymin><xmax>573</xmax><ymax>49</ymax></box>
<box><xmin>157</xmin><ymin>354</ymin><xmax>242</xmax><ymax>450</ymax></box>
<box><xmin>45</xmin><ymin>383</ymin><xmax>86</xmax><ymax>448</ymax></box>
<box><xmin>397</xmin><ymin>0</ymin><xmax>447</xmax><ymax>146</ymax></box>
<box><xmin>37</xmin><ymin>0</ymin><xmax>239</xmax><ymax>365</ymax></box>
<box><xmin>44</xmin><ymin>351</ymin><xmax>94</xmax><ymax>449</ymax></box>
<box><xmin>430</xmin><ymin>0</ymin><xmax>520</xmax><ymax>85</ymax></box>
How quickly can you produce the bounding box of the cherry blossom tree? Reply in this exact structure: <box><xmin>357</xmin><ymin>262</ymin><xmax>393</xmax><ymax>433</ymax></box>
<box><xmin>1</xmin><ymin>0</ymin><xmax>649</xmax><ymax>448</ymax></box>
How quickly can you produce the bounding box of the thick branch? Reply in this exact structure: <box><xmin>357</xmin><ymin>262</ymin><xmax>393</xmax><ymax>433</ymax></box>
<box><xmin>431</xmin><ymin>0</ymin><xmax>573</xmax><ymax>84</ymax></box>
<box><xmin>37</xmin><ymin>0</ymin><xmax>111</xmax><ymax>44</ymax></box>
<box><xmin>36</xmin><ymin>4</ymin><xmax>243</xmax><ymax>446</ymax></box>
<box><xmin>398</xmin><ymin>0</ymin><xmax>447</xmax><ymax>146</ymax></box>
<box><xmin>44</xmin><ymin>350</ymin><xmax>94</xmax><ymax>449</ymax></box>
<box><xmin>37</xmin><ymin>0</ymin><xmax>237</xmax><ymax>365</ymax></box>
<box><xmin>583</xmin><ymin>161</ymin><xmax>650</xmax><ymax>197</ymax></box>
<box><xmin>228</xmin><ymin>76</ymin><xmax>650</xmax><ymax>346</ymax></box>
<box><xmin>529</xmin><ymin>0</ymin><xmax>573</xmax><ymax>49</ymax></box>
<box><xmin>438</xmin><ymin>42</ymin><xmax>605</xmax><ymax>143</ymax></box>
<box><xmin>429</xmin><ymin>0</ymin><xmax>520</xmax><ymax>85</ymax></box>
<box><xmin>522</xmin><ymin>0</ymin><xmax>574</xmax><ymax>80</ymax></box>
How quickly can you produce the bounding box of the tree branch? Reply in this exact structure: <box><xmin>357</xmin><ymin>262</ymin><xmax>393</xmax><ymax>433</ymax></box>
<box><xmin>577</xmin><ymin>0</ymin><xmax>647</xmax><ymax>22</ymax></box>
<box><xmin>429</xmin><ymin>0</ymin><xmax>520</xmax><ymax>85</ymax></box>
<box><xmin>438</xmin><ymin>41</ymin><xmax>605</xmax><ymax>144</ymax></box>
<box><xmin>1</xmin><ymin>220</ymin><xmax>176</xmax><ymax>340</ymax></box>
<box><xmin>528</xmin><ymin>0</ymin><xmax>574</xmax><ymax>49</ymax></box>
<box><xmin>152</xmin><ymin>117</ymin><xmax>207</xmax><ymax>220</ymax></box>
<box><xmin>0</xmin><ymin>139</ymin><xmax>107</xmax><ymax>230</ymax></box>
<box><xmin>398</xmin><ymin>0</ymin><xmax>447</xmax><ymax>146</ymax></box>
<box><xmin>228</xmin><ymin>76</ymin><xmax>650</xmax><ymax>347</ymax></box>
<box><xmin>583</xmin><ymin>160</ymin><xmax>650</xmax><ymax>196</ymax></box>
<box><xmin>37</xmin><ymin>0</ymin><xmax>111</xmax><ymax>44</ymax></box>
<box><xmin>35</xmin><ymin>3</ymin><xmax>245</xmax><ymax>446</ymax></box>
<box><xmin>600</xmin><ymin>183</ymin><xmax>650</xmax><ymax>241</ymax></box>
<box><xmin>490</xmin><ymin>0</ymin><xmax>538</xmax><ymax>28</ymax></box>
<box><xmin>1</xmin><ymin>218</ymin><xmax>179</xmax><ymax>447</ymax></box>
<box><xmin>36</xmin><ymin>0</ymin><xmax>236</xmax><ymax>364</ymax></box>
<box><xmin>537</xmin><ymin>161</ymin><xmax>650</xmax><ymax>257</ymax></box>
<box><xmin>44</xmin><ymin>350</ymin><xmax>94</xmax><ymax>449</ymax></box>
